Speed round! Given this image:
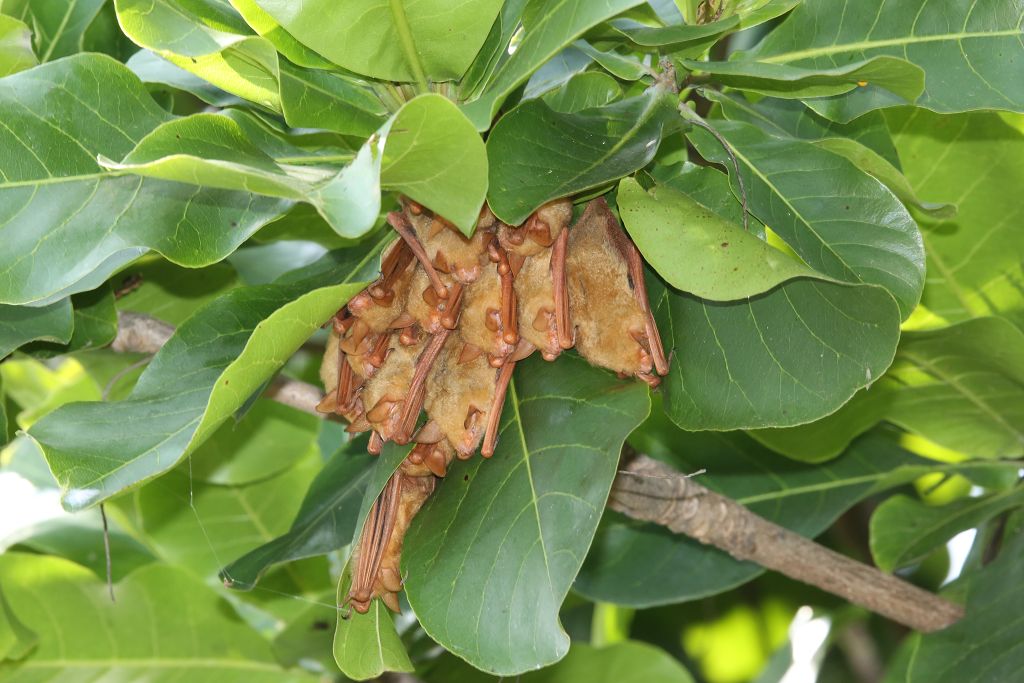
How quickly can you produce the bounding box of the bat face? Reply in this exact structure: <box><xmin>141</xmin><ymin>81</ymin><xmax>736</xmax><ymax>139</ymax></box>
<box><xmin>325</xmin><ymin>194</ymin><xmax>669</xmax><ymax>615</ymax></box>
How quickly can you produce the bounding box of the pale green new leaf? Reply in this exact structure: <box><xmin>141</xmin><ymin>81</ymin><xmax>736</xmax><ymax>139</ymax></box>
<box><xmin>871</xmin><ymin>488</ymin><xmax>1024</xmax><ymax>572</ymax></box>
<box><xmin>618</xmin><ymin>178</ymin><xmax>830</xmax><ymax>301</ymax></box>
<box><xmin>254</xmin><ymin>0</ymin><xmax>502</xmax><ymax>83</ymax></box>
<box><xmin>0</xmin><ymin>14</ymin><xmax>35</xmax><ymax>75</ymax></box>
<box><xmin>748</xmin><ymin>0</ymin><xmax>1024</xmax><ymax>120</ymax></box>
<box><xmin>404</xmin><ymin>353</ymin><xmax>650</xmax><ymax>675</ymax></box>
<box><xmin>0</xmin><ymin>54</ymin><xmax>290</xmax><ymax>307</ymax></box>
<box><xmin>0</xmin><ymin>553</ymin><xmax>317</xmax><ymax>682</ymax></box>
<box><xmin>28</xmin><ymin>244</ymin><xmax>383</xmax><ymax>511</ymax></box>
<box><xmin>115</xmin><ymin>0</ymin><xmax>281</xmax><ymax>109</ymax></box>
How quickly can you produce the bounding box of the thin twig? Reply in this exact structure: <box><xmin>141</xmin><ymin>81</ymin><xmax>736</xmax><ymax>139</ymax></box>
<box><xmin>100</xmin><ymin>504</ymin><xmax>115</xmax><ymax>602</ymax></box>
<box><xmin>108</xmin><ymin>312</ymin><xmax>965</xmax><ymax>632</ymax></box>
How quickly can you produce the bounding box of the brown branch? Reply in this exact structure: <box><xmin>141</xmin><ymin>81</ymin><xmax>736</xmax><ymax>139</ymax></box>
<box><xmin>109</xmin><ymin>311</ymin><xmax>964</xmax><ymax>632</ymax></box>
<box><xmin>610</xmin><ymin>454</ymin><xmax>964</xmax><ymax>633</ymax></box>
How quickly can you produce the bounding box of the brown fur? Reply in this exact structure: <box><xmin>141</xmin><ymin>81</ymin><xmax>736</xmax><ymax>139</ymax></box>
<box><xmin>425</xmin><ymin>334</ymin><xmax>499</xmax><ymax>457</ymax></box>
<box><xmin>499</xmin><ymin>198</ymin><xmax>573</xmax><ymax>258</ymax></box>
<box><xmin>459</xmin><ymin>261</ymin><xmax>515</xmax><ymax>365</ymax></box>
<box><xmin>514</xmin><ymin>247</ymin><xmax>560</xmax><ymax>360</ymax></box>
<box><xmin>360</xmin><ymin>333</ymin><xmax>423</xmax><ymax>441</ymax></box>
<box><xmin>407</xmin><ymin>209</ymin><xmax>493</xmax><ymax>284</ymax></box>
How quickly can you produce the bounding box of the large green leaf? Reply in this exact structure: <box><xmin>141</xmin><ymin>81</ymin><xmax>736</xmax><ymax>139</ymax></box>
<box><xmin>542</xmin><ymin>71</ymin><xmax>623</xmax><ymax>113</ymax></box>
<box><xmin>685</xmin><ymin>55</ymin><xmax>924</xmax><ymax>100</ymax></box>
<box><xmin>654</xmin><ymin>276</ymin><xmax>901</xmax><ymax>430</ymax></box>
<box><xmin>462</xmin><ymin>0</ymin><xmax>645</xmax><ymax>129</ymax></box>
<box><xmin>871</xmin><ymin>488</ymin><xmax>1024</xmax><ymax>572</ymax></box>
<box><xmin>618</xmin><ymin>178</ymin><xmax>828</xmax><ymax>300</ymax></box>
<box><xmin>487</xmin><ymin>91</ymin><xmax>676</xmax><ymax>224</ymax></box>
<box><xmin>0</xmin><ymin>14</ymin><xmax>35</xmax><ymax>75</ymax></box>
<box><xmin>255</xmin><ymin>0</ymin><xmax>502</xmax><ymax>83</ymax></box>
<box><xmin>220</xmin><ymin>434</ymin><xmax>375</xmax><ymax>589</ymax></box>
<box><xmin>907</xmin><ymin>512</ymin><xmax>1024</xmax><ymax>682</ymax></box>
<box><xmin>277</xmin><ymin>61</ymin><xmax>388</xmax><ymax>137</ymax></box>
<box><xmin>0</xmin><ymin>54</ymin><xmax>290</xmax><ymax>306</ymax></box>
<box><xmin>688</xmin><ymin>119</ymin><xmax>925</xmax><ymax>319</ymax></box>
<box><xmin>576</xmin><ymin>415</ymin><xmax>1019</xmax><ymax>606</ymax></box>
<box><xmin>29</xmin><ymin>243</ymin><xmax>384</xmax><ymax>511</ymax></box>
<box><xmin>0</xmin><ymin>299</ymin><xmax>72</xmax><ymax>359</ymax></box>
<box><xmin>115</xmin><ymin>0</ymin><xmax>281</xmax><ymax>108</ymax></box>
<box><xmin>0</xmin><ymin>586</ymin><xmax>35</xmax><ymax>661</ymax></box>
<box><xmin>126</xmin><ymin>48</ymin><xmax>243</xmax><ymax>107</ymax></box>
<box><xmin>888</xmin><ymin>109</ymin><xmax>1024</xmax><ymax>322</ymax></box>
<box><xmin>711</xmin><ymin>93</ymin><xmax>955</xmax><ymax>219</ymax></box>
<box><xmin>403</xmin><ymin>353</ymin><xmax>650</xmax><ymax>675</ymax></box>
<box><xmin>886</xmin><ymin>317</ymin><xmax>1024</xmax><ymax>459</ymax></box>
<box><xmin>114</xmin><ymin>258</ymin><xmax>240</xmax><ymax>327</ymax></box>
<box><xmin>747</xmin><ymin>0</ymin><xmax>1024</xmax><ymax>120</ymax></box>
<box><xmin>228</xmin><ymin>0</ymin><xmax>333</xmax><ymax>69</ymax></box>
<box><xmin>0</xmin><ymin>553</ymin><xmax>316</xmax><ymax>681</ymax></box>
<box><xmin>608</xmin><ymin>14</ymin><xmax>738</xmax><ymax>52</ymax></box>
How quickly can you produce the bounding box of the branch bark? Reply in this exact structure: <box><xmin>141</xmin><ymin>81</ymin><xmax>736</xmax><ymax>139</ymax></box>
<box><xmin>110</xmin><ymin>310</ymin><xmax>964</xmax><ymax>633</ymax></box>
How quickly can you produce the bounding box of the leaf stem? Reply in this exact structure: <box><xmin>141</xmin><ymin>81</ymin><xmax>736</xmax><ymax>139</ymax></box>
<box><xmin>388</xmin><ymin>0</ymin><xmax>429</xmax><ymax>94</ymax></box>
<box><xmin>679</xmin><ymin>104</ymin><xmax>749</xmax><ymax>232</ymax></box>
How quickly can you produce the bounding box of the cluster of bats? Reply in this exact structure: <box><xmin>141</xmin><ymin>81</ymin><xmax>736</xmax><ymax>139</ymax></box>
<box><xmin>318</xmin><ymin>196</ymin><xmax>669</xmax><ymax>614</ymax></box>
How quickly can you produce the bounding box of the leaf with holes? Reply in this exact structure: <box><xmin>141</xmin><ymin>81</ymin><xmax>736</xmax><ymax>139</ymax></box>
<box><xmin>746</xmin><ymin>0</ymin><xmax>1024</xmax><ymax>121</ymax></box>
<box><xmin>402</xmin><ymin>353</ymin><xmax>650</xmax><ymax>675</ymax></box>
<box><xmin>28</xmin><ymin>243</ymin><xmax>383</xmax><ymax>511</ymax></box>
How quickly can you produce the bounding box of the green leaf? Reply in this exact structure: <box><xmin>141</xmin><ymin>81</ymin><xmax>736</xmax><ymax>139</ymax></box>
<box><xmin>542</xmin><ymin>71</ymin><xmax>623</xmax><ymax>113</ymax></box>
<box><xmin>577</xmin><ymin>415</ymin><xmax>1017</xmax><ymax>606</ymax></box>
<box><xmin>403</xmin><ymin>353</ymin><xmax>650</xmax><ymax>675</ymax></box>
<box><xmin>731</xmin><ymin>0</ymin><xmax>801</xmax><ymax>30</ymax></box>
<box><xmin>887</xmin><ymin>317</ymin><xmax>1024</xmax><ymax>459</ymax></box>
<box><xmin>888</xmin><ymin>109</ymin><xmax>1024</xmax><ymax>323</ymax></box>
<box><xmin>462</xmin><ymin>0</ymin><xmax>646</xmax><ymax>129</ymax></box>
<box><xmin>688</xmin><ymin>119</ymin><xmax>925</xmax><ymax>319</ymax></box>
<box><xmin>126</xmin><ymin>48</ymin><xmax>243</xmax><ymax>107</ymax></box>
<box><xmin>228</xmin><ymin>0</ymin><xmax>333</xmax><ymax>69</ymax></box>
<box><xmin>907</xmin><ymin>512</ymin><xmax>1024</xmax><ymax>682</ymax></box>
<box><xmin>0</xmin><ymin>299</ymin><xmax>73</xmax><ymax>359</ymax></box>
<box><xmin>573</xmin><ymin>40</ymin><xmax>650</xmax><ymax>80</ymax></box>
<box><xmin>333</xmin><ymin>441</ymin><xmax>413</xmax><ymax>680</ymax></box>
<box><xmin>189</xmin><ymin>399</ymin><xmax>320</xmax><ymax>485</ymax></box>
<box><xmin>220</xmin><ymin>434</ymin><xmax>375</xmax><ymax>589</ymax></box>
<box><xmin>618</xmin><ymin>178</ymin><xmax>828</xmax><ymax>300</ymax></box>
<box><xmin>254</xmin><ymin>0</ymin><xmax>502</xmax><ymax>83</ymax></box>
<box><xmin>458</xmin><ymin>0</ymin><xmax>528</xmax><ymax>100</ymax></box>
<box><xmin>115</xmin><ymin>0</ymin><xmax>281</xmax><ymax>109</ymax></box>
<box><xmin>20</xmin><ymin>0</ymin><xmax>105</xmax><ymax>62</ymax></box>
<box><xmin>0</xmin><ymin>586</ymin><xmax>36</xmax><ymax>661</ymax></box>
<box><xmin>28</xmin><ymin>243</ymin><xmax>383</xmax><ymax>511</ymax></box>
<box><xmin>0</xmin><ymin>14</ymin><xmax>35</xmax><ymax>75</ymax></box>
<box><xmin>0</xmin><ymin>54</ymin><xmax>290</xmax><ymax>306</ymax></box>
<box><xmin>654</xmin><ymin>276</ymin><xmax>901</xmax><ymax>430</ymax></box>
<box><xmin>747</xmin><ymin>0</ymin><xmax>1024</xmax><ymax>120</ymax></box>
<box><xmin>0</xmin><ymin>553</ymin><xmax>317</xmax><ymax>681</ymax></box>
<box><xmin>114</xmin><ymin>259</ymin><xmax>240</xmax><ymax>327</ymax></box>
<box><xmin>685</xmin><ymin>55</ymin><xmax>924</xmax><ymax>100</ymax></box>
<box><xmin>747</xmin><ymin>386</ymin><xmax>893</xmax><ymax>463</ymax></box>
<box><xmin>871</xmin><ymin>488</ymin><xmax>1024</xmax><ymax>572</ymax></box>
<box><xmin>487</xmin><ymin>91</ymin><xmax>676</xmax><ymax>224</ymax></box>
<box><xmin>711</xmin><ymin>91</ymin><xmax>901</xmax><ymax>166</ymax></box>
<box><xmin>609</xmin><ymin>14</ymin><xmax>739</xmax><ymax>51</ymax></box>
<box><xmin>278</xmin><ymin>62</ymin><xmax>388</xmax><ymax>137</ymax></box>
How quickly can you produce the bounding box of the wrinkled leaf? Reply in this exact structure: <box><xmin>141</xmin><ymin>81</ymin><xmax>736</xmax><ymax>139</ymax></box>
<box><xmin>618</xmin><ymin>178</ymin><xmax>828</xmax><ymax>300</ymax></box>
<box><xmin>29</xmin><ymin>243</ymin><xmax>383</xmax><ymax>510</ymax></box>
<box><xmin>0</xmin><ymin>54</ymin><xmax>289</xmax><ymax>306</ymax></box>
<box><xmin>871</xmin><ymin>488</ymin><xmax>1024</xmax><ymax>572</ymax></box>
<box><xmin>404</xmin><ymin>353</ymin><xmax>650</xmax><ymax>675</ymax></box>
<box><xmin>887</xmin><ymin>317</ymin><xmax>1024</xmax><ymax>458</ymax></box>
<box><xmin>688</xmin><ymin>119</ymin><xmax>925</xmax><ymax>318</ymax></box>
<box><xmin>487</xmin><ymin>91</ymin><xmax>676</xmax><ymax>224</ymax></box>
<box><xmin>748</xmin><ymin>0</ymin><xmax>1024</xmax><ymax>120</ymax></box>
<box><xmin>0</xmin><ymin>553</ymin><xmax>316</xmax><ymax>681</ymax></box>
<box><xmin>221</xmin><ymin>434</ymin><xmax>374</xmax><ymax>589</ymax></box>
<box><xmin>0</xmin><ymin>14</ymin><xmax>35</xmax><ymax>75</ymax></box>
<box><xmin>462</xmin><ymin>0</ymin><xmax>645</xmax><ymax>129</ymax></box>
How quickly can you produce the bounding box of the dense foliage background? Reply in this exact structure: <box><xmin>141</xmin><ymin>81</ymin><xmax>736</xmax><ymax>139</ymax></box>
<box><xmin>1</xmin><ymin>0</ymin><xmax>1023</xmax><ymax>681</ymax></box>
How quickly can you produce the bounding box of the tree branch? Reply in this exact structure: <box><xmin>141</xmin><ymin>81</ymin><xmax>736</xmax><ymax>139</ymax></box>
<box><xmin>109</xmin><ymin>310</ymin><xmax>964</xmax><ymax>633</ymax></box>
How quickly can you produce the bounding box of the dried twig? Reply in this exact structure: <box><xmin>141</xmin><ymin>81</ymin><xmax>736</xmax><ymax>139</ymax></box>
<box><xmin>109</xmin><ymin>312</ymin><xmax>964</xmax><ymax>632</ymax></box>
